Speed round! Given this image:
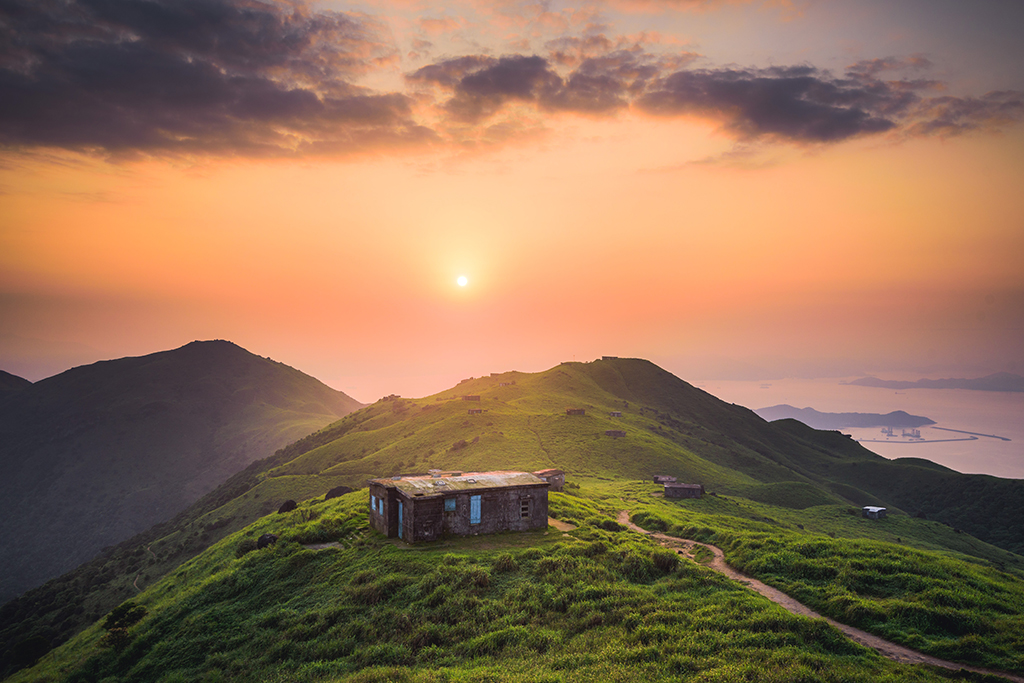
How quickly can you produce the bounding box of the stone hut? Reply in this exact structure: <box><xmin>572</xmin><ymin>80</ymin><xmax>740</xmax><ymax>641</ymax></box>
<box><xmin>368</xmin><ymin>471</ymin><xmax>549</xmax><ymax>542</ymax></box>
<box><xmin>565</xmin><ymin>408</ymin><xmax>586</xmax><ymax>416</ymax></box>
<box><xmin>609</xmin><ymin>411</ymin><xmax>622</xmax><ymax>417</ymax></box>
<box><xmin>462</xmin><ymin>395</ymin><xmax>481</xmax><ymax>402</ymax></box>
<box><xmin>665</xmin><ymin>483</ymin><xmax>704</xmax><ymax>499</ymax></box>
<box><xmin>653</xmin><ymin>475</ymin><xmax>677</xmax><ymax>484</ymax></box>
<box><xmin>468</xmin><ymin>408</ymin><xmax>483</xmax><ymax>414</ymax></box>
<box><xmin>532</xmin><ymin>468</ymin><xmax>565</xmax><ymax>492</ymax></box>
<box><xmin>862</xmin><ymin>506</ymin><xmax>887</xmax><ymax>520</ymax></box>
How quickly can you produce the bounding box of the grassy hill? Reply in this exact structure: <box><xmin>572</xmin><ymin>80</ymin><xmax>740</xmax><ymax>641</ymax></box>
<box><xmin>4</xmin><ymin>355</ymin><xmax>1024</xmax><ymax>679</ymax></box>
<box><xmin>8</xmin><ymin>489</ymin><xmax>1024</xmax><ymax>683</ymax></box>
<box><xmin>0</xmin><ymin>340</ymin><xmax>363</xmax><ymax>605</ymax></box>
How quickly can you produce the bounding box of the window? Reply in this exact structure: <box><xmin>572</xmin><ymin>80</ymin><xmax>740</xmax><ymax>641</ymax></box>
<box><xmin>470</xmin><ymin>495</ymin><xmax>481</xmax><ymax>524</ymax></box>
<box><xmin>444</xmin><ymin>498</ymin><xmax>456</xmax><ymax>512</ymax></box>
<box><xmin>371</xmin><ymin>495</ymin><xmax>377</xmax><ymax>513</ymax></box>
<box><xmin>520</xmin><ymin>498</ymin><xmax>530</xmax><ymax>519</ymax></box>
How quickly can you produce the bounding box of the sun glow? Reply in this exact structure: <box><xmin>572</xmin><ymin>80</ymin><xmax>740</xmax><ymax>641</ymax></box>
<box><xmin>457</xmin><ymin>275</ymin><xmax>468</xmax><ymax>287</ymax></box>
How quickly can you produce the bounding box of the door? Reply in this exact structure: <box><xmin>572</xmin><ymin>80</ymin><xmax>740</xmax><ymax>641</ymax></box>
<box><xmin>398</xmin><ymin>501</ymin><xmax>404</xmax><ymax>539</ymax></box>
<box><xmin>470</xmin><ymin>495</ymin><xmax>481</xmax><ymax>525</ymax></box>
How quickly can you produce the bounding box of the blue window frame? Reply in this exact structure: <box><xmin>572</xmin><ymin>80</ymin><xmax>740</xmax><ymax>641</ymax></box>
<box><xmin>444</xmin><ymin>498</ymin><xmax>456</xmax><ymax>512</ymax></box>
<box><xmin>470</xmin><ymin>495</ymin><xmax>481</xmax><ymax>524</ymax></box>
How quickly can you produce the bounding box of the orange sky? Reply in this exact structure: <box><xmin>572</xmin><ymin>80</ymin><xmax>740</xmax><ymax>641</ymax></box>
<box><xmin>1</xmin><ymin>0</ymin><xmax>1022</xmax><ymax>401</ymax></box>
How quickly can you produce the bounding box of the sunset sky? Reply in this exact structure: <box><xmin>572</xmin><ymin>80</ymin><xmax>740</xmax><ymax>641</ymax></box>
<box><xmin>2</xmin><ymin>0</ymin><xmax>1023</xmax><ymax>402</ymax></box>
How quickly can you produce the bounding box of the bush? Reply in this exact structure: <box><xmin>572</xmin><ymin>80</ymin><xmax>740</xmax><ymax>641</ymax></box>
<box><xmin>235</xmin><ymin>539</ymin><xmax>258</xmax><ymax>558</ymax></box>
<box><xmin>277</xmin><ymin>500</ymin><xmax>298</xmax><ymax>514</ymax></box>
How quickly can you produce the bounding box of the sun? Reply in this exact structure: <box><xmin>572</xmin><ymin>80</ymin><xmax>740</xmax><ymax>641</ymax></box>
<box><xmin>457</xmin><ymin>275</ymin><xmax>468</xmax><ymax>287</ymax></box>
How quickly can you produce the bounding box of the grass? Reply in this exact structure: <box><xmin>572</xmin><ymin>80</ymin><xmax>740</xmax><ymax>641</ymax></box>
<box><xmin>10</xmin><ymin>491</ymin><xmax>1003</xmax><ymax>683</ymax></box>
<box><xmin>627</xmin><ymin>493</ymin><xmax>1024</xmax><ymax>675</ymax></box>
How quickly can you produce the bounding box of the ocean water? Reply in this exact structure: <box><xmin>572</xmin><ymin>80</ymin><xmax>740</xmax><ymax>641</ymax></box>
<box><xmin>700</xmin><ymin>378</ymin><xmax>1024</xmax><ymax>481</ymax></box>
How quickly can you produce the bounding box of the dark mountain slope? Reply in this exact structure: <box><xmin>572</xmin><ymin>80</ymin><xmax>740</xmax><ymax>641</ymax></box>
<box><xmin>0</xmin><ymin>340</ymin><xmax>362</xmax><ymax>604</ymax></box>
<box><xmin>0</xmin><ymin>369</ymin><xmax>31</xmax><ymax>393</ymax></box>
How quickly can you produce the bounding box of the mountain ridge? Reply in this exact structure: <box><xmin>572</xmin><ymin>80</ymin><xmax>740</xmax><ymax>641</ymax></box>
<box><xmin>847</xmin><ymin>372</ymin><xmax>1024</xmax><ymax>392</ymax></box>
<box><xmin>0</xmin><ymin>340</ymin><xmax>363</xmax><ymax>604</ymax></box>
<box><xmin>755</xmin><ymin>404</ymin><xmax>936</xmax><ymax>430</ymax></box>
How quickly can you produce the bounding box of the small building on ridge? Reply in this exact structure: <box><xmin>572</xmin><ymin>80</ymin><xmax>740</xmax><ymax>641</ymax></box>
<box><xmin>368</xmin><ymin>471</ymin><xmax>549</xmax><ymax>542</ymax></box>
<box><xmin>665</xmin><ymin>483</ymin><xmax>704</xmax><ymax>499</ymax></box>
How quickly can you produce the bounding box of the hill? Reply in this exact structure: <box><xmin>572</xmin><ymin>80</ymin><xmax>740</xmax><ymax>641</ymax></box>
<box><xmin>4</xmin><ymin>356</ymin><xmax>1024</xmax><ymax>677</ymax></box>
<box><xmin>847</xmin><ymin>372</ymin><xmax>1024</xmax><ymax>392</ymax></box>
<box><xmin>755</xmin><ymin>405</ymin><xmax>935</xmax><ymax>429</ymax></box>
<box><xmin>0</xmin><ymin>369</ymin><xmax>31</xmax><ymax>393</ymax></box>
<box><xmin>0</xmin><ymin>340</ymin><xmax>362</xmax><ymax>604</ymax></box>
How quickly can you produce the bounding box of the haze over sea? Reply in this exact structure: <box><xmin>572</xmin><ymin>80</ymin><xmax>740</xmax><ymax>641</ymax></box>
<box><xmin>705</xmin><ymin>378</ymin><xmax>1024</xmax><ymax>480</ymax></box>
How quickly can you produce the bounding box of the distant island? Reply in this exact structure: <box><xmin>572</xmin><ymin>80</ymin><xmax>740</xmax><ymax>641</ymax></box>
<box><xmin>756</xmin><ymin>404</ymin><xmax>936</xmax><ymax>430</ymax></box>
<box><xmin>844</xmin><ymin>372</ymin><xmax>1024</xmax><ymax>393</ymax></box>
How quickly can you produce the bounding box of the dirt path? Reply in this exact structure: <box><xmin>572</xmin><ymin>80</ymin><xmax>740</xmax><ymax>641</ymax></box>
<box><xmin>617</xmin><ymin>510</ymin><xmax>1024</xmax><ymax>683</ymax></box>
<box><xmin>132</xmin><ymin>545</ymin><xmax>158</xmax><ymax>593</ymax></box>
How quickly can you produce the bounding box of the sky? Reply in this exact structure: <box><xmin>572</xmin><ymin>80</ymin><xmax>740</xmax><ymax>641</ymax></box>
<box><xmin>1</xmin><ymin>0</ymin><xmax>1023</xmax><ymax>403</ymax></box>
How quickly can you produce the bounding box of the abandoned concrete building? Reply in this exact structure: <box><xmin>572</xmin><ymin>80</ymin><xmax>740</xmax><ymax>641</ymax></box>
<box><xmin>653</xmin><ymin>475</ymin><xmax>677</xmax><ymax>484</ymax></box>
<box><xmin>665</xmin><ymin>483</ymin><xmax>704</xmax><ymax>498</ymax></box>
<box><xmin>532</xmin><ymin>468</ymin><xmax>564</xmax><ymax>492</ymax></box>
<box><xmin>862</xmin><ymin>506</ymin><xmax>887</xmax><ymax>519</ymax></box>
<box><xmin>368</xmin><ymin>471</ymin><xmax>550</xmax><ymax>542</ymax></box>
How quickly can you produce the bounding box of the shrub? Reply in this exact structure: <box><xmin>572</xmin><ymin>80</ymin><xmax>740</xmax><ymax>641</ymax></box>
<box><xmin>277</xmin><ymin>500</ymin><xmax>298</xmax><ymax>514</ymax></box>
<box><xmin>494</xmin><ymin>553</ymin><xmax>518</xmax><ymax>573</ymax></box>
<box><xmin>235</xmin><ymin>539</ymin><xmax>258</xmax><ymax>558</ymax></box>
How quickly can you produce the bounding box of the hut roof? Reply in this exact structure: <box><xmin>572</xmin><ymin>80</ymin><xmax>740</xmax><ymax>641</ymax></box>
<box><xmin>370</xmin><ymin>471</ymin><xmax>547</xmax><ymax>497</ymax></box>
<box><xmin>533</xmin><ymin>468</ymin><xmax>564</xmax><ymax>476</ymax></box>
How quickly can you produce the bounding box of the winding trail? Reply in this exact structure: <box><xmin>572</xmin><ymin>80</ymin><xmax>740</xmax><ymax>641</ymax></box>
<box><xmin>617</xmin><ymin>510</ymin><xmax>1024</xmax><ymax>683</ymax></box>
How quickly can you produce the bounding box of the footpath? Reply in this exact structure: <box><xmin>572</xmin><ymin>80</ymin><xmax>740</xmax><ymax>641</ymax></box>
<box><xmin>617</xmin><ymin>510</ymin><xmax>1024</xmax><ymax>683</ymax></box>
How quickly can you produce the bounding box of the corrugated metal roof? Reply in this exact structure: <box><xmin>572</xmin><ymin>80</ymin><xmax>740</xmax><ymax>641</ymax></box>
<box><xmin>370</xmin><ymin>471</ymin><xmax>546</xmax><ymax>495</ymax></box>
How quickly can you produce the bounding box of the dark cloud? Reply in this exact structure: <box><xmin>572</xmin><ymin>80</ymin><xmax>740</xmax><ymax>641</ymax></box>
<box><xmin>638</xmin><ymin>66</ymin><xmax>901</xmax><ymax>142</ymax></box>
<box><xmin>409</xmin><ymin>48</ymin><xmax>673</xmax><ymax>121</ymax></box>
<box><xmin>0</xmin><ymin>0</ymin><xmax>434</xmax><ymax>156</ymax></box>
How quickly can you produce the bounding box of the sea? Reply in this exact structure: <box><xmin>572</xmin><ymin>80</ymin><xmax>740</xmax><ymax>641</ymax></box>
<box><xmin>700</xmin><ymin>378</ymin><xmax>1024</xmax><ymax>481</ymax></box>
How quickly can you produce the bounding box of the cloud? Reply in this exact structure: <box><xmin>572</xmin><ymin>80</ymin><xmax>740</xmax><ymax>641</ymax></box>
<box><xmin>0</xmin><ymin>0</ymin><xmax>434</xmax><ymax>157</ymax></box>
<box><xmin>638</xmin><ymin>66</ymin><xmax>902</xmax><ymax>142</ymax></box>
<box><xmin>409</xmin><ymin>47</ymin><xmax>687</xmax><ymax>121</ymax></box>
<box><xmin>907</xmin><ymin>90</ymin><xmax>1024</xmax><ymax>137</ymax></box>
<box><xmin>1</xmin><ymin>1</ymin><xmax>1020</xmax><ymax>158</ymax></box>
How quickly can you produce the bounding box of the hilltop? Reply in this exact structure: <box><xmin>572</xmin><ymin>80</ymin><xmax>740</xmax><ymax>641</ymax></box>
<box><xmin>4</xmin><ymin>355</ymin><xmax>1024</xmax><ymax>678</ymax></box>
<box><xmin>0</xmin><ymin>340</ymin><xmax>363</xmax><ymax>604</ymax></box>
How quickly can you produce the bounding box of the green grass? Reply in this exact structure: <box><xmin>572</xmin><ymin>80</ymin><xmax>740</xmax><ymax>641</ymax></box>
<box><xmin>627</xmin><ymin>494</ymin><xmax>1024</xmax><ymax>674</ymax></box>
<box><xmin>10</xmin><ymin>491</ymin><xmax>1002</xmax><ymax>683</ymax></box>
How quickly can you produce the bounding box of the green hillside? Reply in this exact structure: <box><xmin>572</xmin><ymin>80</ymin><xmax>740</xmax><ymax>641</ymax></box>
<box><xmin>5</xmin><ymin>355</ymin><xmax>1024</xmax><ymax>680</ymax></box>
<box><xmin>0</xmin><ymin>340</ymin><xmax>363</xmax><ymax>605</ymax></box>
<box><xmin>8</xmin><ymin>489</ymin><xmax>1024</xmax><ymax>683</ymax></box>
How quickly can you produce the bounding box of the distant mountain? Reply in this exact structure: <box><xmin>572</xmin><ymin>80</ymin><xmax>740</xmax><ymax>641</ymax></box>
<box><xmin>0</xmin><ymin>369</ymin><xmax>31</xmax><ymax>393</ymax></box>
<box><xmin>755</xmin><ymin>404</ymin><xmax>935</xmax><ymax>430</ymax></box>
<box><xmin>847</xmin><ymin>372</ymin><xmax>1024</xmax><ymax>392</ymax></box>
<box><xmin>0</xmin><ymin>340</ymin><xmax>362</xmax><ymax>604</ymax></box>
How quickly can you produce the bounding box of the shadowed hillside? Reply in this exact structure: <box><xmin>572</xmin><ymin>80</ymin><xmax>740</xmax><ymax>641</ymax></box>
<box><xmin>0</xmin><ymin>369</ymin><xmax>31</xmax><ymax>393</ymax></box>
<box><xmin>0</xmin><ymin>340</ymin><xmax>362</xmax><ymax>604</ymax></box>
